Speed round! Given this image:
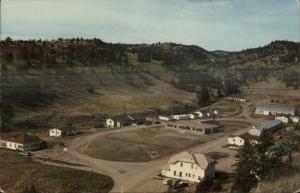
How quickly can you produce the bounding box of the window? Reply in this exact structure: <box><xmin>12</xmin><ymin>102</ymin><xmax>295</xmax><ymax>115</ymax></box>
<box><xmin>179</xmin><ymin>172</ymin><xmax>182</xmax><ymax>177</ymax></box>
<box><xmin>188</xmin><ymin>173</ymin><xmax>191</xmax><ymax>177</ymax></box>
<box><xmin>173</xmin><ymin>171</ymin><xmax>176</xmax><ymax>176</ymax></box>
<box><xmin>191</xmin><ymin>164</ymin><xmax>194</xmax><ymax>169</ymax></box>
<box><xmin>180</xmin><ymin>162</ymin><xmax>183</xmax><ymax>167</ymax></box>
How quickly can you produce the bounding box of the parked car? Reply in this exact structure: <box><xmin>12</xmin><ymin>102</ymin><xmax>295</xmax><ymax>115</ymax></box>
<box><xmin>18</xmin><ymin>151</ymin><xmax>33</xmax><ymax>156</ymax></box>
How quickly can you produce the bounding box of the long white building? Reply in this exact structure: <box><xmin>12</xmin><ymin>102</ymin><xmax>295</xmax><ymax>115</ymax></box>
<box><xmin>255</xmin><ymin>104</ymin><xmax>296</xmax><ymax>116</ymax></box>
<box><xmin>162</xmin><ymin>151</ymin><xmax>216</xmax><ymax>183</ymax></box>
<box><xmin>249</xmin><ymin>120</ymin><xmax>282</xmax><ymax>136</ymax></box>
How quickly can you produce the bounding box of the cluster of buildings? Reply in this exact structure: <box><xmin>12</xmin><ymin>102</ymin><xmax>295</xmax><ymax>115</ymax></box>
<box><xmin>162</xmin><ymin>151</ymin><xmax>216</xmax><ymax>183</ymax></box>
<box><xmin>255</xmin><ymin>104</ymin><xmax>299</xmax><ymax>123</ymax></box>
<box><xmin>228</xmin><ymin>120</ymin><xmax>283</xmax><ymax>147</ymax></box>
<box><xmin>228</xmin><ymin>103</ymin><xmax>299</xmax><ymax>148</ymax></box>
<box><xmin>105</xmin><ymin>114</ymin><xmax>147</xmax><ymax>128</ymax></box>
<box><xmin>159</xmin><ymin>110</ymin><xmax>217</xmax><ymax>122</ymax></box>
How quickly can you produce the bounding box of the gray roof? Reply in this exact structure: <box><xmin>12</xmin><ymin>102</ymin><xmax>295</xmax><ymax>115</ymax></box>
<box><xmin>256</xmin><ymin>104</ymin><xmax>296</xmax><ymax>115</ymax></box>
<box><xmin>168</xmin><ymin>151</ymin><xmax>216</xmax><ymax>170</ymax></box>
<box><xmin>256</xmin><ymin>120</ymin><xmax>282</xmax><ymax>131</ymax></box>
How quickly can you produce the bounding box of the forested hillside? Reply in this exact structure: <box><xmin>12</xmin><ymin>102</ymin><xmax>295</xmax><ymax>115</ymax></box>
<box><xmin>0</xmin><ymin>38</ymin><xmax>299</xmax><ymax>131</ymax></box>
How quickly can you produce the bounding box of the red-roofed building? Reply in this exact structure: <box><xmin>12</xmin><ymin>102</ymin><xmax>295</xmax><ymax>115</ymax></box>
<box><xmin>0</xmin><ymin>132</ymin><xmax>46</xmax><ymax>152</ymax></box>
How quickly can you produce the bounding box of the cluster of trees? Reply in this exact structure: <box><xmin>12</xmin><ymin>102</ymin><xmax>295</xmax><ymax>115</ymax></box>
<box><xmin>136</xmin><ymin>43</ymin><xmax>213</xmax><ymax>66</ymax></box>
<box><xmin>232</xmin><ymin>133</ymin><xmax>296</xmax><ymax>192</ymax></box>
<box><xmin>1</xmin><ymin>37</ymin><xmax>129</xmax><ymax>69</ymax></box>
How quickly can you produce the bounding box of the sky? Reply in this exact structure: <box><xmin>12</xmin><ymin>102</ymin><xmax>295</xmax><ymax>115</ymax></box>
<box><xmin>1</xmin><ymin>0</ymin><xmax>299</xmax><ymax>51</ymax></box>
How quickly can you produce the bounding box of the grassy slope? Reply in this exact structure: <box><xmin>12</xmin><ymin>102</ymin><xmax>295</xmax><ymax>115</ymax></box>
<box><xmin>2</xmin><ymin>62</ymin><xmax>196</xmax><ymax>129</ymax></box>
<box><xmin>0</xmin><ymin>149</ymin><xmax>113</xmax><ymax>193</ymax></box>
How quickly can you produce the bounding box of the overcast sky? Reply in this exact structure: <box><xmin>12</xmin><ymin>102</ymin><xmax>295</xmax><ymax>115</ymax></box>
<box><xmin>1</xmin><ymin>0</ymin><xmax>299</xmax><ymax>51</ymax></box>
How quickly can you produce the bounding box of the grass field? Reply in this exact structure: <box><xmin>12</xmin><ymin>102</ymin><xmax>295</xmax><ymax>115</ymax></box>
<box><xmin>85</xmin><ymin>126</ymin><xmax>203</xmax><ymax>162</ymax></box>
<box><xmin>201</xmin><ymin>99</ymin><xmax>242</xmax><ymax>118</ymax></box>
<box><xmin>0</xmin><ymin>149</ymin><xmax>113</xmax><ymax>193</ymax></box>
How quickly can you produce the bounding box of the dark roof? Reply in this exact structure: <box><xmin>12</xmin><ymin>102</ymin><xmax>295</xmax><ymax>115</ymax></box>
<box><xmin>239</xmin><ymin>133</ymin><xmax>260</xmax><ymax>141</ymax></box>
<box><xmin>0</xmin><ymin>132</ymin><xmax>42</xmax><ymax>144</ymax></box>
<box><xmin>113</xmin><ymin>115</ymin><xmax>134</xmax><ymax>123</ymax></box>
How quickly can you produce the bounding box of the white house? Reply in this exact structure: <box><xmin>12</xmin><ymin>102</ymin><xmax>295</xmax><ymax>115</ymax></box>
<box><xmin>228</xmin><ymin>133</ymin><xmax>260</xmax><ymax>147</ymax></box>
<box><xmin>188</xmin><ymin>113</ymin><xmax>195</xmax><ymax>120</ymax></box>
<box><xmin>193</xmin><ymin>111</ymin><xmax>204</xmax><ymax>118</ymax></box>
<box><xmin>49</xmin><ymin>127</ymin><xmax>78</xmax><ymax>138</ymax></box>
<box><xmin>0</xmin><ymin>132</ymin><xmax>45</xmax><ymax>152</ymax></box>
<box><xmin>275</xmin><ymin>115</ymin><xmax>290</xmax><ymax>123</ymax></box>
<box><xmin>105</xmin><ymin>115</ymin><xmax>134</xmax><ymax>128</ymax></box>
<box><xmin>106</xmin><ymin>118</ymin><xmax>115</xmax><ymax>128</ymax></box>
<box><xmin>291</xmin><ymin>116</ymin><xmax>299</xmax><ymax>123</ymax></box>
<box><xmin>162</xmin><ymin>151</ymin><xmax>216</xmax><ymax>183</ymax></box>
<box><xmin>159</xmin><ymin>115</ymin><xmax>170</xmax><ymax>122</ymax></box>
<box><xmin>170</xmin><ymin>114</ymin><xmax>189</xmax><ymax>121</ymax></box>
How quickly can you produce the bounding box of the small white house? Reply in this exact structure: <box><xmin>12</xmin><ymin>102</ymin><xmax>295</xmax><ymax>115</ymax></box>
<box><xmin>291</xmin><ymin>116</ymin><xmax>299</xmax><ymax>123</ymax></box>
<box><xmin>228</xmin><ymin>136</ymin><xmax>245</xmax><ymax>147</ymax></box>
<box><xmin>193</xmin><ymin>111</ymin><xmax>204</xmax><ymax>118</ymax></box>
<box><xmin>106</xmin><ymin>118</ymin><xmax>115</xmax><ymax>128</ymax></box>
<box><xmin>188</xmin><ymin>113</ymin><xmax>195</xmax><ymax>120</ymax></box>
<box><xmin>162</xmin><ymin>151</ymin><xmax>216</xmax><ymax>183</ymax></box>
<box><xmin>159</xmin><ymin>115</ymin><xmax>170</xmax><ymax>122</ymax></box>
<box><xmin>275</xmin><ymin>115</ymin><xmax>290</xmax><ymax>123</ymax></box>
<box><xmin>228</xmin><ymin>133</ymin><xmax>259</xmax><ymax>147</ymax></box>
<box><xmin>49</xmin><ymin>127</ymin><xmax>78</xmax><ymax>138</ymax></box>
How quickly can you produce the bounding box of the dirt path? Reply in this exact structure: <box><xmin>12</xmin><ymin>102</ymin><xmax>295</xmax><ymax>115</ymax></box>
<box><xmin>35</xmin><ymin>102</ymin><xmax>267</xmax><ymax>192</ymax></box>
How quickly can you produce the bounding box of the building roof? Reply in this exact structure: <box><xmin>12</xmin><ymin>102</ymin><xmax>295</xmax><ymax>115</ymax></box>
<box><xmin>255</xmin><ymin>120</ymin><xmax>282</xmax><ymax>131</ymax></box>
<box><xmin>256</xmin><ymin>104</ymin><xmax>296</xmax><ymax>115</ymax></box>
<box><xmin>0</xmin><ymin>132</ymin><xmax>42</xmax><ymax>144</ymax></box>
<box><xmin>168</xmin><ymin>151</ymin><xmax>216</xmax><ymax>170</ymax></box>
<box><xmin>175</xmin><ymin>120</ymin><xmax>219</xmax><ymax>130</ymax></box>
<box><xmin>113</xmin><ymin>115</ymin><xmax>134</xmax><ymax>123</ymax></box>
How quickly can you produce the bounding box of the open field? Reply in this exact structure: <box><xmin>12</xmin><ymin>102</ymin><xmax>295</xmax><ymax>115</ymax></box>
<box><xmin>0</xmin><ymin>149</ymin><xmax>113</xmax><ymax>193</ymax></box>
<box><xmin>85</xmin><ymin>126</ymin><xmax>203</xmax><ymax>162</ymax></box>
<box><xmin>201</xmin><ymin>99</ymin><xmax>242</xmax><ymax>118</ymax></box>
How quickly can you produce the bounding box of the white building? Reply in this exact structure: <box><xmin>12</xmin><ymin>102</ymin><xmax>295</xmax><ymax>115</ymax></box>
<box><xmin>249</xmin><ymin>120</ymin><xmax>282</xmax><ymax>136</ymax></box>
<box><xmin>275</xmin><ymin>115</ymin><xmax>290</xmax><ymax>123</ymax></box>
<box><xmin>162</xmin><ymin>152</ymin><xmax>216</xmax><ymax>183</ymax></box>
<box><xmin>255</xmin><ymin>104</ymin><xmax>296</xmax><ymax>116</ymax></box>
<box><xmin>291</xmin><ymin>116</ymin><xmax>299</xmax><ymax>123</ymax></box>
<box><xmin>0</xmin><ymin>132</ymin><xmax>45</xmax><ymax>152</ymax></box>
<box><xmin>105</xmin><ymin>115</ymin><xmax>134</xmax><ymax>128</ymax></box>
<box><xmin>193</xmin><ymin>111</ymin><xmax>204</xmax><ymax>118</ymax></box>
<box><xmin>188</xmin><ymin>113</ymin><xmax>195</xmax><ymax>120</ymax></box>
<box><xmin>228</xmin><ymin>133</ymin><xmax>260</xmax><ymax>147</ymax></box>
<box><xmin>49</xmin><ymin>127</ymin><xmax>78</xmax><ymax>138</ymax></box>
<box><xmin>159</xmin><ymin>115</ymin><xmax>170</xmax><ymax>122</ymax></box>
<box><xmin>170</xmin><ymin>114</ymin><xmax>189</xmax><ymax>121</ymax></box>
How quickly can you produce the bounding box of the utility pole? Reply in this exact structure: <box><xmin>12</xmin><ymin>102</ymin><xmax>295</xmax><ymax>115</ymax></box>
<box><xmin>0</xmin><ymin>0</ymin><xmax>2</xmax><ymax>135</ymax></box>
